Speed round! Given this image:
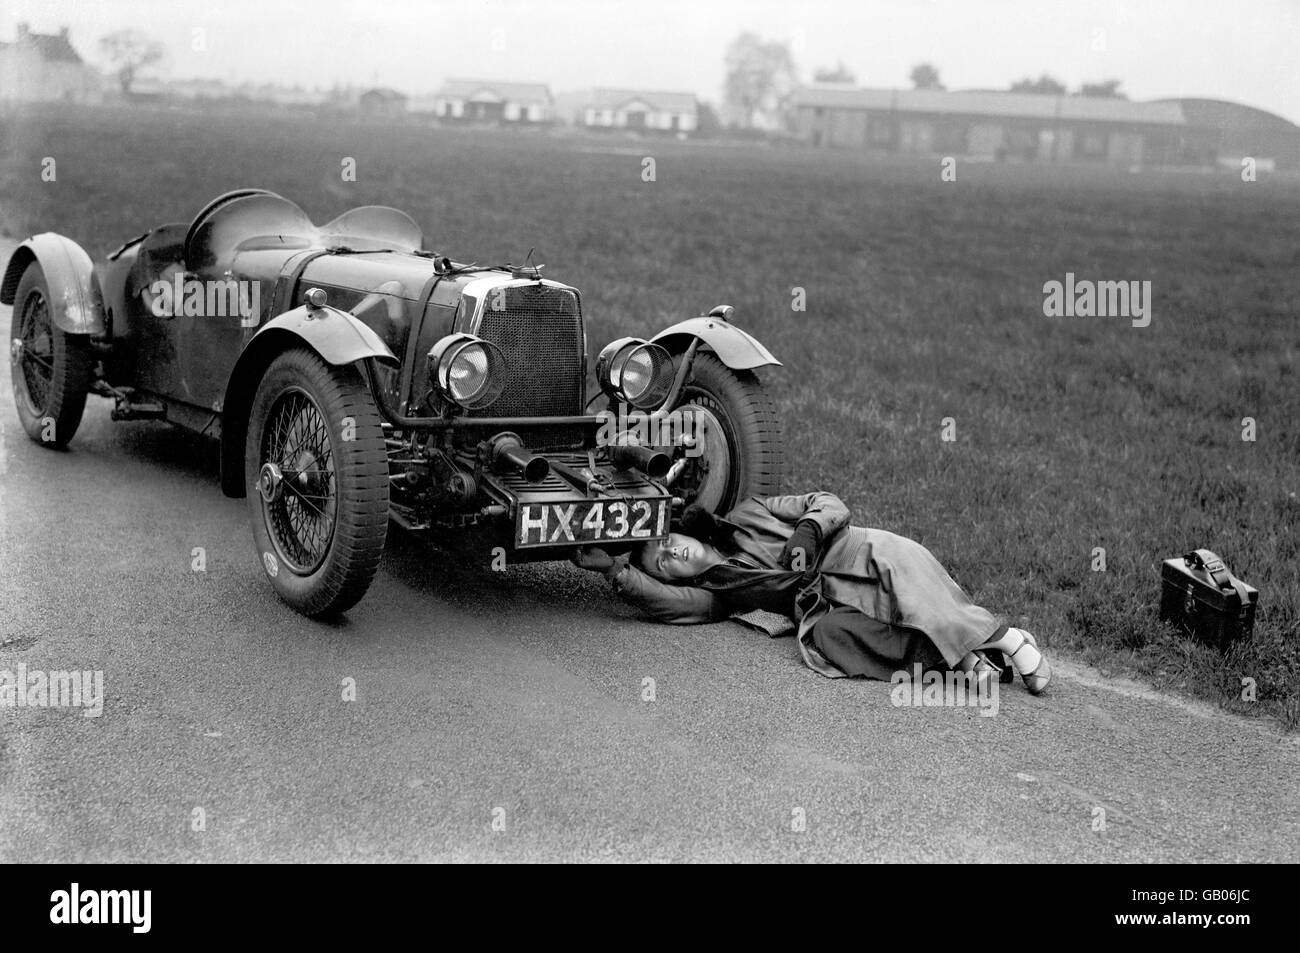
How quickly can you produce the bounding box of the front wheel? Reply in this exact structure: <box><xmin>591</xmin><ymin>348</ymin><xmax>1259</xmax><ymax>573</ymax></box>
<box><xmin>9</xmin><ymin>262</ymin><xmax>93</xmax><ymax>447</ymax></box>
<box><xmin>671</xmin><ymin>351</ymin><xmax>785</xmax><ymax>515</ymax></box>
<box><xmin>245</xmin><ymin>348</ymin><xmax>389</xmax><ymax>616</ymax></box>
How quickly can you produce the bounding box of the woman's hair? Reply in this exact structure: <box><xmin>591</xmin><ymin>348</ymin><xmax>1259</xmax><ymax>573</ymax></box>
<box><xmin>633</xmin><ymin>542</ymin><xmax>665</xmax><ymax>581</ymax></box>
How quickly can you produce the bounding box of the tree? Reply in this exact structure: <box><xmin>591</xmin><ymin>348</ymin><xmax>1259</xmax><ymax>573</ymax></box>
<box><xmin>1010</xmin><ymin>74</ymin><xmax>1067</xmax><ymax>96</ymax></box>
<box><xmin>909</xmin><ymin>63</ymin><xmax>944</xmax><ymax>91</ymax></box>
<box><xmin>723</xmin><ymin>32</ymin><xmax>797</xmax><ymax>130</ymax></box>
<box><xmin>813</xmin><ymin>61</ymin><xmax>856</xmax><ymax>84</ymax></box>
<box><xmin>695</xmin><ymin>101</ymin><xmax>723</xmax><ymax>137</ymax></box>
<box><xmin>1078</xmin><ymin>79</ymin><xmax>1126</xmax><ymax>99</ymax></box>
<box><xmin>99</xmin><ymin>29</ymin><xmax>164</xmax><ymax>95</ymax></box>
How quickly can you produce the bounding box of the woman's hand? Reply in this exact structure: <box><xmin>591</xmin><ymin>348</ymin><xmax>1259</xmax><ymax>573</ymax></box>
<box><xmin>571</xmin><ymin>546</ymin><xmax>616</xmax><ymax>573</ymax></box>
<box><xmin>780</xmin><ymin>520</ymin><xmax>823</xmax><ymax>570</ymax></box>
<box><xmin>678</xmin><ymin>504</ymin><xmax>721</xmax><ymax>543</ymax></box>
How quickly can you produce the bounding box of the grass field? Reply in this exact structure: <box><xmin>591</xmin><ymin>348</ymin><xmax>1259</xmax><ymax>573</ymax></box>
<box><xmin>3</xmin><ymin>103</ymin><xmax>1298</xmax><ymax>727</ymax></box>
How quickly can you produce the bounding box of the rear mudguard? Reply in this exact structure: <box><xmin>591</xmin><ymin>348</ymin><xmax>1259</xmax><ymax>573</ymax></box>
<box><xmin>650</xmin><ymin>316</ymin><xmax>781</xmax><ymax>370</ymax></box>
<box><xmin>218</xmin><ymin>303</ymin><xmax>399</xmax><ymax>497</ymax></box>
<box><xmin>0</xmin><ymin>234</ymin><xmax>106</xmax><ymax>335</ymax></box>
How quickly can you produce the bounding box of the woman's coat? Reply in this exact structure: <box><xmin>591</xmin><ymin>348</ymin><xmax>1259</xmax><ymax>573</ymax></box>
<box><xmin>609</xmin><ymin>492</ymin><xmax>1004</xmax><ymax>678</ymax></box>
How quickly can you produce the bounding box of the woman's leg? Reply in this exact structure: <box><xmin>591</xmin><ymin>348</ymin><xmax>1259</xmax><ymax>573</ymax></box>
<box><xmin>861</xmin><ymin>530</ymin><xmax>1008</xmax><ymax>667</ymax></box>
<box><xmin>810</xmin><ymin>606</ymin><xmax>945</xmax><ymax>680</ymax></box>
<box><xmin>973</xmin><ymin>627</ymin><xmax>1052</xmax><ymax>693</ymax></box>
<box><xmin>841</xmin><ymin>529</ymin><xmax>1052</xmax><ymax>692</ymax></box>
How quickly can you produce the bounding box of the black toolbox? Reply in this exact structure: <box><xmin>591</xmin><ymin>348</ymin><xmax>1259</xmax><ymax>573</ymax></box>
<box><xmin>1159</xmin><ymin>549</ymin><xmax>1258</xmax><ymax>651</ymax></box>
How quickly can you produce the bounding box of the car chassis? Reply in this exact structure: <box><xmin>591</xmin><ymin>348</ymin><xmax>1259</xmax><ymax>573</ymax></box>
<box><xmin>4</xmin><ymin>189</ymin><xmax>785</xmax><ymax>615</ymax></box>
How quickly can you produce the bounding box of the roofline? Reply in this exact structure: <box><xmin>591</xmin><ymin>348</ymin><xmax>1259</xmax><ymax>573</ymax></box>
<box><xmin>1149</xmin><ymin>95</ymin><xmax>1300</xmax><ymax>130</ymax></box>
<box><xmin>440</xmin><ymin>79</ymin><xmax>552</xmax><ymax>91</ymax></box>
<box><xmin>589</xmin><ymin>87</ymin><xmax>698</xmax><ymax>98</ymax></box>
<box><xmin>789</xmin><ymin>87</ymin><xmax>1186</xmax><ymax>125</ymax></box>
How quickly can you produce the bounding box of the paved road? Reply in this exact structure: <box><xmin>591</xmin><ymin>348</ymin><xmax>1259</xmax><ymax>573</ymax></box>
<box><xmin>1</xmin><ymin>239</ymin><xmax>1297</xmax><ymax>862</ymax></box>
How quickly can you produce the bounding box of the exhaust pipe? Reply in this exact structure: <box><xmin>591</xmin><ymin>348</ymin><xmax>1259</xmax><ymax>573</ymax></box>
<box><xmin>489</xmin><ymin>433</ymin><xmax>550</xmax><ymax>484</ymax></box>
<box><xmin>609</xmin><ymin>440</ymin><xmax>671</xmax><ymax>479</ymax></box>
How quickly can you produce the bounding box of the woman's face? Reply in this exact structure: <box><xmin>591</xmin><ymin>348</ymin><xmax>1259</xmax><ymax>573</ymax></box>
<box><xmin>641</xmin><ymin>533</ymin><xmax>715</xmax><ymax>581</ymax></box>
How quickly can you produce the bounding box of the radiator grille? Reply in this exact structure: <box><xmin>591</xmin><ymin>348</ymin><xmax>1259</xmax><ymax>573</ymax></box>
<box><xmin>472</xmin><ymin>284</ymin><xmax>585</xmax><ymax>449</ymax></box>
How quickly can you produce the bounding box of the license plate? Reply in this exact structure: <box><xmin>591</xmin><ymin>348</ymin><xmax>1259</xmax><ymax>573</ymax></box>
<box><xmin>515</xmin><ymin>498</ymin><xmax>670</xmax><ymax>549</ymax></box>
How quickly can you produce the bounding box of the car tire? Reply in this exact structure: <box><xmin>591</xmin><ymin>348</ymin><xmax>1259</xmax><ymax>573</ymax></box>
<box><xmin>245</xmin><ymin>348</ymin><xmax>389</xmax><ymax>617</ymax></box>
<box><xmin>672</xmin><ymin>351</ymin><xmax>785</xmax><ymax>514</ymax></box>
<box><xmin>9</xmin><ymin>261</ymin><xmax>93</xmax><ymax>448</ymax></box>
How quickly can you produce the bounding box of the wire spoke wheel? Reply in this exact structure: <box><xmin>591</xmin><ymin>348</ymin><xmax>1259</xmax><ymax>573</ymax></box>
<box><xmin>9</xmin><ymin>261</ymin><xmax>92</xmax><ymax>447</ymax></box>
<box><xmin>16</xmin><ymin>287</ymin><xmax>54</xmax><ymax>414</ymax></box>
<box><xmin>670</xmin><ymin>352</ymin><xmax>785</xmax><ymax>517</ymax></box>
<box><xmin>260</xmin><ymin>388</ymin><xmax>339</xmax><ymax>574</ymax></box>
<box><xmin>245</xmin><ymin>348</ymin><xmax>389</xmax><ymax>617</ymax></box>
<box><xmin>674</xmin><ymin>402</ymin><xmax>732</xmax><ymax>513</ymax></box>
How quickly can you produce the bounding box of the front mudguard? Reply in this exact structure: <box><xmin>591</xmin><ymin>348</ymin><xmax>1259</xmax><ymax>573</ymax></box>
<box><xmin>0</xmin><ymin>234</ymin><xmax>106</xmax><ymax>335</ymax></box>
<box><xmin>242</xmin><ymin>303</ymin><xmax>400</xmax><ymax>369</ymax></box>
<box><xmin>649</xmin><ymin>316</ymin><xmax>781</xmax><ymax>370</ymax></box>
<box><xmin>218</xmin><ymin>304</ymin><xmax>399</xmax><ymax>497</ymax></box>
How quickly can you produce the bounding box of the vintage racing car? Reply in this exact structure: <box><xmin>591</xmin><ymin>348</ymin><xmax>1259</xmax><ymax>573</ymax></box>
<box><xmin>4</xmin><ymin>189</ymin><xmax>785</xmax><ymax>615</ymax></box>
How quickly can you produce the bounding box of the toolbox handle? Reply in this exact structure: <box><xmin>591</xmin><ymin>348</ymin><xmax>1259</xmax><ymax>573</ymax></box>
<box><xmin>1183</xmin><ymin>549</ymin><xmax>1234</xmax><ymax>590</ymax></box>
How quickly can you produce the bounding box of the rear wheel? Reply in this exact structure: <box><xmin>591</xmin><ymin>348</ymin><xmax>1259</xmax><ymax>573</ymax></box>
<box><xmin>245</xmin><ymin>348</ymin><xmax>389</xmax><ymax>616</ymax></box>
<box><xmin>9</xmin><ymin>262</ymin><xmax>93</xmax><ymax>447</ymax></box>
<box><xmin>672</xmin><ymin>351</ymin><xmax>785</xmax><ymax>515</ymax></box>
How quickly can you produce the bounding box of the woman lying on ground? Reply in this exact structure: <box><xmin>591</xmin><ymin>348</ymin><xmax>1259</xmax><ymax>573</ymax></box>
<box><xmin>571</xmin><ymin>491</ymin><xmax>1051</xmax><ymax>693</ymax></box>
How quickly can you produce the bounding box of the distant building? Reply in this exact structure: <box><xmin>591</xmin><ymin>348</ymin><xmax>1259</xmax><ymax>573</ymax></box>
<box><xmin>165</xmin><ymin>77</ymin><xmax>232</xmax><ymax>101</ymax></box>
<box><xmin>124</xmin><ymin>75</ymin><xmax>169</xmax><ymax>101</ymax></box>
<box><xmin>359</xmin><ymin>87</ymin><xmax>408</xmax><ymax>117</ymax></box>
<box><xmin>406</xmin><ymin>93</ymin><xmax>442</xmax><ymax>117</ymax></box>
<box><xmin>577</xmin><ymin>88</ymin><xmax>698</xmax><ymax>134</ymax></box>
<box><xmin>236</xmin><ymin>82</ymin><xmax>328</xmax><ymax>108</ymax></box>
<box><xmin>1156</xmin><ymin>98</ymin><xmax>1300</xmax><ymax>172</ymax></box>
<box><xmin>432</xmin><ymin>79</ymin><xmax>553</xmax><ymax>123</ymax></box>
<box><xmin>114</xmin><ymin>76</ymin><xmax>330</xmax><ymax>108</ymax></box>
<box><xmin>0</xmin><ymin>23</ymin><xmax>102</xmax><ymax>104</ymax></box>
<box><xmin>788</xmin><ymin>86</ymin><xmax>1187</xmax><ymax>166</ymax></box>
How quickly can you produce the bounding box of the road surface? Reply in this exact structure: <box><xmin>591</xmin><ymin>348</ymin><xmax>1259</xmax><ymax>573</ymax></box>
<box><xmin>1</xmin><ymin>238</ymin><xmax>1297</xmax><ymax>862</ymax></box>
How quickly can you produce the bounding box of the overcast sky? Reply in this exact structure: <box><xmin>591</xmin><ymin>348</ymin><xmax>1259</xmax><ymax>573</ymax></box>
<box><xmin>5</xmin><ymin>0</ymin><xmax>1298</xmax><ymax>123</ymax></box>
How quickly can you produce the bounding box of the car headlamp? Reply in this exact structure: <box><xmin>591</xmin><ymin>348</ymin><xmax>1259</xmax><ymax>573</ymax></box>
<box><xmin>427</xmin><ymin>333</ymin><xmax>506</xmax><ymax>409</ymax></box>
<box><xmin>595</xmin><ymin>337</ymin><xmax>673</xmax><ymax>410</ymax></box>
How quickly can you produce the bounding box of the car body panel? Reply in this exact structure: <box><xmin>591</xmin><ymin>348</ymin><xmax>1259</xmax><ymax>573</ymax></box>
<box><xmin>650</xmin><ymin>316</ymin><xmax>782</xmax><ymax>370</ymax></box>
<box><xmin>5</xmin><ymin>190</ymin><xmax>784</xmax><ymax>567</ymax></box>
<box><xmin>244</xmin><ymin>303</ymin><xmax>400</xmax><ymax>373</ymax></box>
<box><xmin>1</xmin><ymin>233</ymin><xmax>106</xmax><ymax>336</ymax></box>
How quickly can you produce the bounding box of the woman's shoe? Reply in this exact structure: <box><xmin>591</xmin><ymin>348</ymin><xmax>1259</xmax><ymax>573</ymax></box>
<box><xmin>958</xmin><ymin>650</ymin><xmax>1003</xmax><ymax>694</ymax></box>
<box><xmin>1005</xmin><ymin>628</ymin><xmax>1051</xmax><ymax>695</ymax></box>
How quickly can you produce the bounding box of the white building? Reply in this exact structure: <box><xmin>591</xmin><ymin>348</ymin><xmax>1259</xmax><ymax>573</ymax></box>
<box><xmin>431</xmin><ymin>80</ymin><xmax>553</xmax><ymax>123</ymax></box>
<box><xmin>579</xmin><ymin>88</ymin><xmax>698</xmax><ymax>133</ymax></box>
<box><xmin>0</xmin><ymin>23</ymin><xmax>102</xmax><ymax>104</ymax></box>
